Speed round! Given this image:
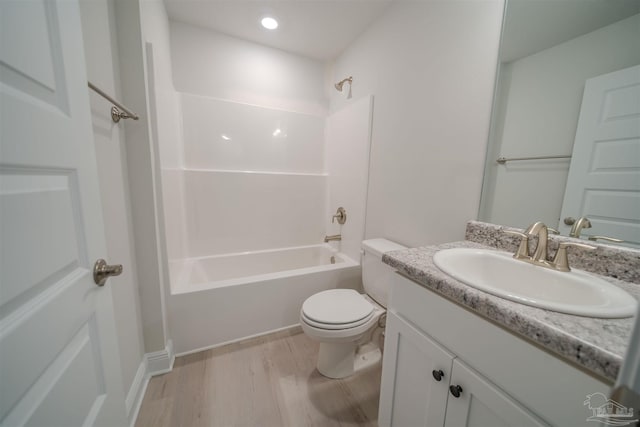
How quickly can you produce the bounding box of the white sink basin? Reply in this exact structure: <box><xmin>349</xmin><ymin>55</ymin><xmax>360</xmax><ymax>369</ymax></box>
<box><xmin>433</xmin><ymin>248</ymin><xmax>637</xmax><ymax>318</ymax></box>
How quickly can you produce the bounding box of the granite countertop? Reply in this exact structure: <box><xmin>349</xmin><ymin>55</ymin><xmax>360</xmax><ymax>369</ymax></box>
<box><xmin>383</xmin><ymin>239</ymin><xmax>640</xmax><ymax>382</ymax></box>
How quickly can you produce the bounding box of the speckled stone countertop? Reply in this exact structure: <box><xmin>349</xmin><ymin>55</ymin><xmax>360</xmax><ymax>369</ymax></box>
<box><xmin>382</xmin><ymin>222</ymin><xmax>640</xmax><ymax>382</ymax></box>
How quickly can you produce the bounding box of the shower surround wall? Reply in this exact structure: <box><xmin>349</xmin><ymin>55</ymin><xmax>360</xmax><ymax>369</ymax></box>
<box><xmin>163</xmin><ymin>22</ymin><xmax>330</xmax><ymax>262</ymax></box>
<box><xmin>180</xmin><ymin>95</ymin><xmax>326</xmax><ymax>256</ymax></box>
<box><xmin>151</xmin><ymin>21</ymin><xmax>373</xmax><ymax>352</ymax></box>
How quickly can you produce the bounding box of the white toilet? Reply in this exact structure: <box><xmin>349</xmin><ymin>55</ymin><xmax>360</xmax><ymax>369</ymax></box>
<box><xmin>300</xmin><ymin>238</ymin><xmax>407</xmax><ymax>379</ymax></box>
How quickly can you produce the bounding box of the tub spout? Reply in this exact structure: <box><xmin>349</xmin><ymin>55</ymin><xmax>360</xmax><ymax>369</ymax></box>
<box><xmin>324</xmin><ymin>234</ymin><xmax>342</xmax><ymax>243</ymax></box>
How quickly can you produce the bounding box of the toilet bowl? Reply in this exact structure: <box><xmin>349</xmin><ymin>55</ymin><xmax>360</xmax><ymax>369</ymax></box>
<box><xmin>300</xmin><ymin>238</ymin><xmax>406</xmax><ymax>379</ymax></box>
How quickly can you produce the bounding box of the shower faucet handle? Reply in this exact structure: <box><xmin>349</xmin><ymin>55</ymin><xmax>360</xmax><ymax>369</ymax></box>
<box><xmin>332</xmin><ymin>207</ymin><xmax>347</xmax><ymax>225</ymax></box>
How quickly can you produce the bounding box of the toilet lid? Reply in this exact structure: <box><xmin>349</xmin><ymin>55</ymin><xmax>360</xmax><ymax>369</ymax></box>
<box><xmin>302</xmin><ymin>289</ymin><xmax>374</xmax><ymax>325</ymax></box>
<box><xmin>301</xmin><ymin>310</ymin><xmax>374</xmax><ymax>330</ymax></box>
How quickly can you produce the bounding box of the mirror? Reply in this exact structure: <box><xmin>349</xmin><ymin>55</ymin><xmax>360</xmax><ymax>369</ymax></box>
<box><xmin>478</xmin><ymin>0</ymin><xmax>640</xmax><ymax>247</ymax></box>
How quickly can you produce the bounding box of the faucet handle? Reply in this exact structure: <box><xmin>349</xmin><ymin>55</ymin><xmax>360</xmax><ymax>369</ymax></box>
<box><xmin>504</xmin><ymin>230</ymin><xmax>526</xmax><ymax>238</ymax></box>
<box><xmin>588</xmin><ymin>235</ymin><xmax>624</xmax><ymax>243</ymax></box>
<box><xmin>332</xmin><ymin>207</ymin><xmax>347</xmax><ymax>224</ymax></box>
<box><xmin>547</xmin><ymin>227</ymin><xmax>560</xmax><ymax>235</ymax></box>
<box><xmin>552</xmin><ymin>241</ymin><xmax>596</xmax><ymax>272</ymax></box>
<box><xmin>504</xmin><ymin>230</ymin><xmax>529</xmax><ymax>260</ymax></box>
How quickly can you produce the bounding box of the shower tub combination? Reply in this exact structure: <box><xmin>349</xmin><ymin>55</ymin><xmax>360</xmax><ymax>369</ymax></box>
<box><xmin>154</xmin><ymin>90</ymin><xmax>373</xmax><ymax>355</ymax></box>
<box><xmin>168</xmin><ymin>244</ymin><xmax>360</xmax><ymax>355</ymax></box>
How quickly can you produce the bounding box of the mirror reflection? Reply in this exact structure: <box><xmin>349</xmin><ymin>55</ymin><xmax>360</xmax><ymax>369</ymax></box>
<box><xmin>478</xmin><ymin>0</ymin><xmax>640</xmax><ymax>247</ymax></box>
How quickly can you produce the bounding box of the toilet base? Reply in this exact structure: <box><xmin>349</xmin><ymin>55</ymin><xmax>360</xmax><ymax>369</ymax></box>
<box><xmin>316</xmin><ymin>341</ymin><xmax>382</xmax><ymax>379</ymax></box>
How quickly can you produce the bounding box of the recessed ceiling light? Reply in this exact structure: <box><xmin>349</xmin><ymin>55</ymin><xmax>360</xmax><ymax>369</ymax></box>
<box><xmin>261</xmin><ymin>17</ymin><xmax>278</xmax><ymax>30</ymax></box>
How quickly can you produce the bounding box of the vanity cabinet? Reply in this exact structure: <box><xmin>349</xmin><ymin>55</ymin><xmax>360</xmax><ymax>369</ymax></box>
<box><xmin>379</xmin><ymin>311</ymin><xmax>453</xmax><ymax>426</ymax></box>
<box><xmin>380</xmin><ymin>312</ymin><xmax>546</xmax><ymax>427</ymax></box>
<box><xmin>379</xmin><ymin>274</ymin><xmax>611</xmax><ymax>427</ymax></box>
<box><xmin>444</xmin><ymin>358</ymin><xmax>546</xmax><ymax>427</ymax></box>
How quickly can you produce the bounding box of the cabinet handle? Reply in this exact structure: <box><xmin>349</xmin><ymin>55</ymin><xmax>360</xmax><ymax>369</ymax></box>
<box><xmin>432</xmin><ymin>370</ymin><xmax>444</xmax><ymax>382</ymax></box>
<box><xmin>449</xmin><ymin>385</ymin><xmax>463</xmax><ymax>398</ymax></box>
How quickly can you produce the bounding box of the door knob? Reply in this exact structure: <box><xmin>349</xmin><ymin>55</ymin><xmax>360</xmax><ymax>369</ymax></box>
<box><xmin>93</xmin><ymin>259</ymin><xmax>123</xmax><ymax>286</ymax></box>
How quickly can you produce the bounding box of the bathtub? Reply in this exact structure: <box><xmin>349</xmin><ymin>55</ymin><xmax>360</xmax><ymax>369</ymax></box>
<box><xmin>168</xmin><ymin>244</ymin><xmax>361</xmax><ymax>355</ymax></box>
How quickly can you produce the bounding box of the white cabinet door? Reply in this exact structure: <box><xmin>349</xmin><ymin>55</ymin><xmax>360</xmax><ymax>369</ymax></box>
<box><xmin>444</xmin><ymin>359</ymin><xmax>548</xmax><ymax>427</ymax></box>
<box><xmin>379</xmin><ymin>312</ymin><xmax>454</xmax><ymax>427</ymax></box>
<box><xmin>0</xmin><ymin>1</ymin><xmax>126</xmax><ymax>426</ymax></box>
<box><xmin>558</xmin><ymin>65</ymin><xmax>640</xmax><ymax>247</ymax></box>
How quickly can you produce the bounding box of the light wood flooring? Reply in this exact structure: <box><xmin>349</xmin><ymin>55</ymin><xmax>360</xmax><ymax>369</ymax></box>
<box><xmin>135</xmin><ymin>328</ymin><xmax>381</xmax><ymax>427</ymax></box>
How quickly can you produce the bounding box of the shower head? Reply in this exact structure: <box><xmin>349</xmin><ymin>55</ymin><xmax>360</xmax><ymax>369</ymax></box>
<box><xmin>334</xmin><ymin>76</ymin><xmax>353</xmax><ymax>92</ymax></box>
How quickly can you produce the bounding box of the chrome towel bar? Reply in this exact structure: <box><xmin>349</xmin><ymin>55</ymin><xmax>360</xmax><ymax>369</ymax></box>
<box><xmin>87</xmin><ymin>81</ymin><xmax>139</xmax><ymax>123</ymax></box>
<box><xmin>496</xmin><ymin>154</ymin><xmax>571</xmax><ymax>164</ymax></box>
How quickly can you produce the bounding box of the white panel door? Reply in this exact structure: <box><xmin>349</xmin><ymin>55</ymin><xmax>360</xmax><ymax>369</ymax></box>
<box><xmin>559</xmin><ymin>65</ymin><xmax>640</xmax><ymax>247</ymax></box>
<box><xmin>0</xmin><ymin>1</ymin><xmax>126</xmax><ymax>426</ymax></box>
<box><xmin>378</xmin><ymin>312</ymin><xmax>454</xmax><ymax>427</ymax></box>
<box><xmin>444</xmin><ymin>359</ymin><xmax>548</xmax><ymax>427</ymax></box>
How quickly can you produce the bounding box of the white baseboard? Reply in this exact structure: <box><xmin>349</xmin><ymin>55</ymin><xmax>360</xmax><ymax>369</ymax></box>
<box><xmin>126</xmin><ymin>359</ymin><xmax>148</xmax><ymax>427</ymax></box>
<box><xmin>146</xmin><ymin>339</ymin><xmax>175</xmax><ymax>376</ymax></box>
<box><xmin>126</xmin><ymin>340</ymin><xmax>175</xmax><ymax>427</ymax></box>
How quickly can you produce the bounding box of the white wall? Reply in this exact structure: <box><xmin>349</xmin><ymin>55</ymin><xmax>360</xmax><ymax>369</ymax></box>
<box><xmin>164</xmin><ymin>2</ymin><xmax>504</xmax><ymax>255</ymax></box>
<box><xmin>325</xmin><ymin>96</ymin><xmax>374</xmax><ymax>262</ymax></box>
<box><xmin>140</xmin><ymin>1</ymin><xmax>183</xmax><ymax>170</ymax></box>
<box><xmin>482</xmin><ymin>14</ymin><xmax>640</xmax><ymax>228</ymax></box>
<box><xmin>330</xmin><ymin>0</ymin><xmax>504</xmax><ymax>247</ymax></box>
<box><xmin>139</xmin><ymin>1</ymin><xmax>187</xmax><ymax>264</ymax></box>
<box><xmin>78</xmin><ymin>0</ymin><xmax>145</xmax><ymax>417</ymax></box>
<box><xmin>170</xmin><ymin>21</ymin><xmax>328</xmax><ymax>116</ymax></box>
<box><xmin>114</xmin><ymin>0</ymin><xmax>169</xmax><ymax>355</ymax></box>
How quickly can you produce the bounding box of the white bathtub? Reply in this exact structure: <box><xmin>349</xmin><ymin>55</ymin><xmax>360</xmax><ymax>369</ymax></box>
<box><xmin>168</xmin><ymin>244</ymin><xmax>361</xmax><ymax>354</ymax></box>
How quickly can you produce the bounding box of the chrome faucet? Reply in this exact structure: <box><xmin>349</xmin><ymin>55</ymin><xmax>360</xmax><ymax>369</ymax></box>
<box><xmin>569</xmin><ymin>217</ymin><xmax>592</xmax><ymax>238</ymax></box>
<box><xmin>507</xmin><ymin>221</ymin><xmax>596</xmax><ymax>271</ymax></box>
<box><xmin>524</xmin><ymin>221</ymin><xmax>549</xmax><ymax>264</ymax></box>
<box><xmin>324</xmin><ymin>234</ymin><xmax>342</xmax><ymax>243</ymax></box>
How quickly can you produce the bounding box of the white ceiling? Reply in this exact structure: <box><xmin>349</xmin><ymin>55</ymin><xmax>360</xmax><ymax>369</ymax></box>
<box><xmin>501</xmin><ymin>0</ymin><xmax>640</xmax><ymax>62</ymax></box>
<box><xmin>163</xmin><ymin>0</ymin><xmax>393</xmax><ymax>61</ymax></box>
<box><xmin>163</xmin><ymin>0</ymin><xmax>640</xmax><ymax>63</ymax></box>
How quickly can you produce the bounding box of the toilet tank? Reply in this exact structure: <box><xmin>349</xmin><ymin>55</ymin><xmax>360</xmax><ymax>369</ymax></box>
<box><xmin>361</xmin><ymin>238</ymin><xmax>407</xmax><ymax>308</ymax></box>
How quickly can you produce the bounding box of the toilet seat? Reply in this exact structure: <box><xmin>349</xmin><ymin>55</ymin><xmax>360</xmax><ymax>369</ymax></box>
<box><xmin>301</xmin><ymin>289</ymin><xmax>374</xmax><ymax>329</ymax></box>
<box><xmin>301</xmin><ymin>310</ymin><xmax>374</xmax><ymax>330</ymax></box>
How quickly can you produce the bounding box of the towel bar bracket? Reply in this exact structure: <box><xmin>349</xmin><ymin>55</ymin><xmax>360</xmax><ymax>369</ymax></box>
<box><xmin>111</xmin><ymin>106</ymin><xmax>133</xmax><ymax>123</ymax></box>
<box><xmin>88</xmin><ymin>81</ymin><xmax>139</xmax><ymax>123</ymax></box>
